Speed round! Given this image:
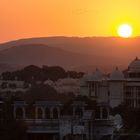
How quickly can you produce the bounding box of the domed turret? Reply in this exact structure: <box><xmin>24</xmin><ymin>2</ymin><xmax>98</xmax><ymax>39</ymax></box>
<box><xmin>129</xmin><ymin>57</ymin><xmax>140</xmax><ymax>71</ymax></box>
<box><xmin>110</xmin><ymin>67</ymin><xmax>124</xmax><ymax>81</ymax></box>
<box><xmin>94</xmin><ymin>68</ymin><xmax>104</xmax><ymax>81</ymax></box>
<box><xmin>80</xmin><ymin>73</ymin><xmax>91</xmax><ymax>86</ymax></box>
<box><xmin>88</xmin><ymin>68</ymin><xmax>103</xmax><ymax>81</ymax></box>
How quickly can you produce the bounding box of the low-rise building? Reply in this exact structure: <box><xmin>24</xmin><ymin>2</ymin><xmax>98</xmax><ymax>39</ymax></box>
<box><xmin>12</xmin><ymin>99</ymin><xmax>114</xmax><ymax>140</ymax></box>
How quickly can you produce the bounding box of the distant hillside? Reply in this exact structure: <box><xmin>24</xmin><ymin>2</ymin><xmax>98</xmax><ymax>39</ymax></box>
<box><xmin>0</xmin><ymin>43</ymin><xmax>129</xmax><ymax>72</ymax></box>
<box><xmin>0</xmin><ymin>44</ymin><xmax>100</xmax><ymax>71</ymax></box>
<box><xmin>0</xmin><ymin>36</ymin><xmax>140</xmax><ymax>57</ymax></box>
<box><xmin>0</xmin><ymin>36</ymin><xmax>139</xmax><ymax>72</ymax></box>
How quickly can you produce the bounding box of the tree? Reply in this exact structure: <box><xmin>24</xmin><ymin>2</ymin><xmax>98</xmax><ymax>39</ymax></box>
<box><xmin>42</xmin><ymin>66</ymin><xmax>67</xmax><ymax>81</ymax></box>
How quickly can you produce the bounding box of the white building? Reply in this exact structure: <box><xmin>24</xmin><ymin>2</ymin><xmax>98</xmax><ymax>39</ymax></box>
<box><xmin>44</xmin><ymin>78</ymin><xmax>80</xmax><ymax>95</ymax></box>
<box><xmin>80</xmin><ymin>57</ymin><xmax>140</xmax><ymax>108</ymax></box>
<box><xmin>0</xmin><ymin>78</ymin><xmax>31</xmax><ymax>94</ymax></box>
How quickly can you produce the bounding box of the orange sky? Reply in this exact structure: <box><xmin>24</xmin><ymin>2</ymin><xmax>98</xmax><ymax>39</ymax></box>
<box><xmin>0</xmin><ymin>0</ymin><xmax>140</xmax><ymax>42</ymax></box>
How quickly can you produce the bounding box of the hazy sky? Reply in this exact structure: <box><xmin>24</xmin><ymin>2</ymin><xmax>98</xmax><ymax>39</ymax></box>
<box><xmin>0</xmin><ymin>0</ymin><xmax>140</xmax><ymax>42</ymax></box>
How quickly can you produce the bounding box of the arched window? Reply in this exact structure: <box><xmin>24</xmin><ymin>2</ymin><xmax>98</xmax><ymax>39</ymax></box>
<box><xmin>1</xmin><ymin>82</ymin><xmax>8</xmax><ymax>89</ymax></box>
<box><xmin>53</xmin><ymin>108</ymin><xmax>58</xmax><ymax>119</ymax></box>
<box><xmin>75</xmin><ymin>108</ymin><xmax>83</xmax><ymax>117</ymax></box>
<box><xmin>102</xmin><ymin>108</ymin><xmax>108</xmax><ymax>119</ymax></box>
<box><xmin>45</xmin><ymin>108</ymin><xmax>50</xmax><ymax>119</ymax></box>
<box><xmin>37</xmin><ymin>108</ymin><xmax>43</xmax><ymax>119</ymax></box>
<box><xmin>27</xmin><ymin>107</ymin><xmax>35</xmax><ymax>119</ymax></box>
<box><xmin>16</xmin><ymin>108</ymin><xmax>23</xmax><ymax>119</ymax></box>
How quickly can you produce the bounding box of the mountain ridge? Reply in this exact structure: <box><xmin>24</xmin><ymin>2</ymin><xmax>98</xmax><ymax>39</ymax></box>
<box><xmin>0</xmin><ymin>36</ymin><xmax>139</xmax><ymax>72</ymax></box>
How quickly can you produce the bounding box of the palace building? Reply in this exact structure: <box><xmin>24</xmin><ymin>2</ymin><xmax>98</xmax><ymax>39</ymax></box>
<box><xmin>80</xmin><ymin>57</ymin><xmax>140</xmax><ymax>108</ymax></box>
<box><xmin>12</xmin><ymin>99</ymin><xmax>114</xmax><ymax>140</ymax></box>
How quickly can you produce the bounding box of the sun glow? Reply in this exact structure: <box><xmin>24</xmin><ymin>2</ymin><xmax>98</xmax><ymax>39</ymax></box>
<box><xmin>117</xmin><ymin>24</ymin><xmax>132</xmax><ymax>38</ymax></box>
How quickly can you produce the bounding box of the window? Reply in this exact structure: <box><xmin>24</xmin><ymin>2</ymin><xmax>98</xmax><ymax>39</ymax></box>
<box><xmin>45</xmin><ymin>108</ymin><xmax>50</xmax><ymax>119</ymax></box>
<box><xmin>53</xmin><ymin>108</ymin><xmax>58</xmax><ymax>119</ymax></box>
<box><xmin>125</xmin><ymin>86</ymin><xmax>133</xmax><ymax>98</ymax></box>
<box><xmin>129</xmin><ymin>73</ymin><xmax>140</xmax><ymax>78</ymax></box>
<box><xmin>102</xmin><ymin>108</ymin><xmax>108</xmax><ymax>119</ymax></box>
<box><xmin>125</xmin><ymin>92</ymin><xmax>132</xmax><ymax>98</ymax></box>
<box><xmin>1</xmin><ymin>82</ymin><xmax>8</xmax><ymax>89</ymax></box>
<box><xmin>95</xmin><ymin>107</ymin><xmax>100</xmax><ymax>119</ymax></box>
<box><xmin>75</xmin><ymin>108</ymin><xmax>83</xmax><ymax>117</ymax></box>
<box><xmin>136</xmin><ymin>87</ymin><xmax>140</xmax><ymax>98</ymax></box>
<box><xmin>136</xmin><ymin>100</ymin><xmax>140</xmax><ymax>108</ymax></box>
<box><xmin>16</xmin><ymin>108</ymin><xmax>23</xmax><ymax>119</ymax></box>
<box><xmin>37</xmin><ymin>108</ymin><xmax>43</xmax><ymax>119</ymax></box>
<box><xmin>125</xmin><ymin>99</ymin><xmax>133</xmax><ymax>107</ymax></box>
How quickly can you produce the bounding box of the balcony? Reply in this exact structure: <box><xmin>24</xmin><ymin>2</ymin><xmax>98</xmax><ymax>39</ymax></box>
<box><xmin>24</xmin><ymin>119</ymin><xmax>59</xmax><ymax>133</ymax></box>
<box><xmin>94</xmin><ymin>119</ymin><xmax>114</xmax><ymax>126</ymax></box>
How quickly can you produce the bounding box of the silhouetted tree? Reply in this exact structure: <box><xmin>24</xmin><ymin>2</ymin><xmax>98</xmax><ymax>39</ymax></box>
<box><xmin>42</xmin><ymin>65</ymin><xmax>67</xmax><ymax>81</ymax></box>
<box><xmin>1</xmin><ymin>65</ymin><xmax>83</xmax><ymax>82</ymax></box>
<box><xmin>67</xmin><ymin>71</ymin><xmax>84</xmax><ymax>78</ymax></box>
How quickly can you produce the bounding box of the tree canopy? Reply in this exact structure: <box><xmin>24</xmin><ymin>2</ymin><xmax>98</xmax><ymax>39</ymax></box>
<box><xmin>1</xmin><ymin>65</ymin><xmax>84</xmax><ymax>81</ymax></box>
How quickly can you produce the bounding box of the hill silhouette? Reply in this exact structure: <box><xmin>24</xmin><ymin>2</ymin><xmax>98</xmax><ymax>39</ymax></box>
<box><xmin>0</xmin><ymin>36</ymin><xmax>139</xmax><ymax>72</ymax></box>
<box><xmin>0</xmin><ymin>44</ymin><xmax>102</xmax><ymax>71</ymax></box>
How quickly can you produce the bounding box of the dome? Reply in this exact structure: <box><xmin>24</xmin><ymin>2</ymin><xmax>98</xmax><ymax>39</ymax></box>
<box><xmin>82</xmin><ymin>73</ymin><xmax>91</xmax><ymax>80</ymax></box>
<box><xmin>110</xmin><ymin>67</ymin><xmax>124</xmax><ymax>81</ymax></box>
<box><xmin>88</xmin><ymin>72</ymin><xmax>98</xmax><ymax>81</ymax></box>
<box><xmin>80</xmin><ymin>73</ymin><xmax>91</xmax><ymax>86</ymax></box>
<box><xmin>88</xmin><ymin>69</ymin><xmax>103</xmax><ymax>81</ymax></box>
<box><xmin>94</xmin><ymin>68</ymin><xmax>104</xmax><ymax>81</ymax></box>
<box><xmin>129</xmin><ymin>57</ymin><xmax>140</xmax><ymax>70</ymax></box>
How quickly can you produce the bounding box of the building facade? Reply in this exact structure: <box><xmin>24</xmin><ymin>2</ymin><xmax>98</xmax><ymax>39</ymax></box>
<box><xmin>12</xmin><ymin>100</ymin><xmax>114</xmax><ymax>140</ymax></box>
<box><xmin>80</xmin><ymin>57</ymin><xmax>140</xmax><ymax>108</ymax></box>
<box><xmin>0</xmin><ymin>79</ymin><xmax>30</xmax><ymax>93</ymax></box>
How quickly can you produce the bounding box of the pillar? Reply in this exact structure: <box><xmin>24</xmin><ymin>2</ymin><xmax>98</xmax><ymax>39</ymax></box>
<box><xmin>111</xmin><ymin>134</ymin><xmax>114</xmax><ymax>140</ymax></box>
<box><xmin>100</xmin><ymin>107</ymin><xmax>102</xmax><ymax>119</ymax></box>
<box><xmin>57</xmin><ymin>107</ymin><xmax>60</xmax><ymax>118</ymax></box>
<box><xmin>107</xmin><ymin>108</ymin><xmax>110</xmax><ymax>119</ymax></box>
<box><xmin>73</xmin><ymin>107</ymin><xmax>75</xmax><ymax>116</ymax></box>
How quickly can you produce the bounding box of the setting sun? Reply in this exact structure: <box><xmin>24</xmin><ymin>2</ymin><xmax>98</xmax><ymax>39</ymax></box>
<box><xmin>117</xmin><ymin>24</ymin><xmax>132</xmax><ymax>38</ymax></box>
